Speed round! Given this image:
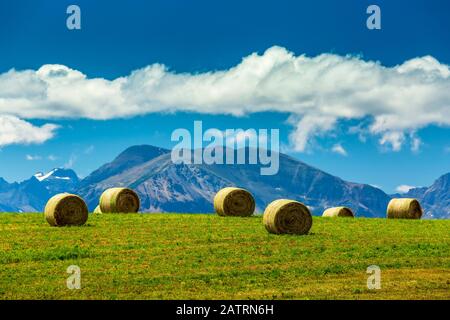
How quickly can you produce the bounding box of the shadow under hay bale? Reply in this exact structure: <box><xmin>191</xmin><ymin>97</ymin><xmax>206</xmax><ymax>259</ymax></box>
<box><xmin>263</xmin><ymin>199</ymin><xmax>312</xmax><ymax>235</ymax></box>
<box><xmin>99</xmin><ymin>187</ymin><xmax>140</xmax><ymax>213</ymax></box>
<box><xmin>44</xmin><ymin>193</ymin><xmax>88</xmax><ymax>227</ymax></box>
<box><xmin>322</xmin><ymin>206</ymin><xmax>354</xmax><ymax>218</ymax></box>
<box><xmin>213</xmin><ymin>187</ymin><xmax>255</xmax><ymax>217</ymax></box>
<box><xmin>387</xmin><ymin>198</ymin><xmax>423</xmax><ymax>219</ymax></box>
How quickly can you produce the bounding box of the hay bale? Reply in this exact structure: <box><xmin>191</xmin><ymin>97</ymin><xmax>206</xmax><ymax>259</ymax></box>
<box><xmin>99</xmin><ymin>187</ymin><xmax>140</xmax><ymax>213</ymax></box>
<box><xmin>387</xmin><ymin>198</ymin><xmax>422</xmax><ymax>219</ymax></box>
<box><xmin>44</xmin><ymin>193</ymin><xmax>88</xmax><ymax>227</ymax></box>
<box><xmin>322</xmin><ymin>206</ymin><xmax>354</xmax><ymax>218</ymax></box>
<box><xmin>213</xmin><ymin>187</ymin><xmax>255</xmax><ymax>217</ymax></box>
<box><xmin>93</xmin><ymin>205</ymin><xmax>102</xmax><ymax>214</ymax></box>
<box><xmin>263</xmin><ymin>199</ymin><xmax>312</xmax><ymax>235</ymax></box>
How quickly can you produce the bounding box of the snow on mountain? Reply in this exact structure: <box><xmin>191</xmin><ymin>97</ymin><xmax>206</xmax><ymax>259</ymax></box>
<box><xmin>34</xmin><ymin>169</ymin><xmax>58</xmax><ymax>181</ymax></box>
<box><xmin>0</xmin><ymin>168</ymin><xmax>79</xmax><ymax>212</ymax></box>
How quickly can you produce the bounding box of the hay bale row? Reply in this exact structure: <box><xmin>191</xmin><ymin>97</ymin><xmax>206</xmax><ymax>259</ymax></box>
<box><xmin>213</xmin><ymin>187</ymin><xmax>312</xmax><ymax>235</ymax></box>
<box><xmin>213</xmin><ymin>186</ymin><xmax>314</xmax><ymax>235</ymax></box>
<box><xmin>321</xmin><ymin>199</ymin><xmax>423</xmax><ymax>220</ymax></box>
<box><xmin>43</xmin><ymin>185</ymin><xmax>422</xmax><ymax>231</ymax></box>
<box><xmin>212</xmin><ymin>187</ymin><xmax>423</xmax><ymax>236</ymax></box>
<box><xmin>44</xmin><ymin>187</ymin><xmax>140</xmax><ymax>227</ymax></box>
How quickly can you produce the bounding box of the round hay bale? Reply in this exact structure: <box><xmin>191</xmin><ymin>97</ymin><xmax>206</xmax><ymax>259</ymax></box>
<box><xmin>213</xmin><ymin>187</ymin><xmax>255</xmax><ymax>217</ymax></box>
<box><xmin>93</xmin><ymin>205</ymin><xmax>102</xmax><ymax>214</ymax></box>
<box><xmin>322</xmin><ymin>206</ymin><xmax>354</xmax><ymax>218</ymax></box>
<box><xmin>44</xmin><ymin>193</ymin><xmax>88</xmax><ymax>227</ymax></box>
<box><xmin>263</xmin><ymin>199</ymin><xmax>312</xmax><ymax>235</ymax></box>
<box><xmin>387</xmin><ymin>198</ymin><xmax>422</xmax><ymax>219</ymax></box>
<box><xmin>99</xmin><ymin>187</ymin><xmax>140</xmax><ymax>213</ymax></box>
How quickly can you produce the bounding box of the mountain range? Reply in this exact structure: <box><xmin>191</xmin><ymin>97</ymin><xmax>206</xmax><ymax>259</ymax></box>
<box><xmin>0</xmin><ymin>168</ymin><xmax>79</xmax><ymax>212</ymax></box>
<box><xmin>390</xmin><ymin>173</ymin><xmax>450</xmax><ymax>219</ymax></box>
<box><xmin>0</xmin><ymin>145</ymin><xmax>448</xmax><ymax>218</ymax></box>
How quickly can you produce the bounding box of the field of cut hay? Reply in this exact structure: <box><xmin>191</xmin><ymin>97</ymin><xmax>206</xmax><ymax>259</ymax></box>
<box><xmin>0</xmin><ymin>213</ymin><xmax>449</xmax><ymax>300</ymax></box>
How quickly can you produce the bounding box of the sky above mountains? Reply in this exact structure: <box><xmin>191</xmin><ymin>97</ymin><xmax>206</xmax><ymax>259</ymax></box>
<box><xmin>0</xmin><ymin>0</ymin><xmax>449</xmax><ymax>193</ymax></box>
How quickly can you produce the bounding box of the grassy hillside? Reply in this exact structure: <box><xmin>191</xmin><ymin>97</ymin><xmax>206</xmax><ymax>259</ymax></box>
<box><xmin>0</xmin><ymin>213</ymin><xmax>449</xmax><ymax>300</ymax></box>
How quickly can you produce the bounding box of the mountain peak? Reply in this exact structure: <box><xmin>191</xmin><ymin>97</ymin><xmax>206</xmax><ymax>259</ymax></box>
<box><xmin>34</xmin><ymin>168</ymin><xmax>79</xmax><ymax>182</ymax></box>
<box><xmin>402</xmin><ymin>171</ymin><xmax>450</xmax><ymax>219</ymax></box>
<box><xmin>115</xmin><ymin>145</ymin><xmax>169</xmax><ymax>162</ymax></box>
<box><xmin>79</xmin><ymin>145</ymin><xmax>169</xmax><ymax>187</ymax></box>
<box><xmin>0</xmin><ymin>177</ymin><xmax>11</xmax><ymax>189</ymax></box>
<box><xmin>435</xmin><ymin>172</ymin><xmax>450</xmax><ymax>185</ymax></box>
<box><xmin>34</xmin><ymin>169</ymin><xmax>56</xmax><ymax>181</ymax></box>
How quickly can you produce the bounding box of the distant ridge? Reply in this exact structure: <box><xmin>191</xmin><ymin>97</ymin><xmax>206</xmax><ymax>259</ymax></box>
<box><xmin>397</xmin><ymin>173</ymin><xmax>450</xmax><ymax>219</ymax></box>
<box><xmin>0</xmin><ymin>145</ymin><xmax>448</xmax><ymax>219</ymax></box>
<box><xmin>76</xmin><ymin>145</ymin><xmax>392</xmax><ymax>217</ymax></box>
<box><xmin>0</xmin><ymin>168</ymin><xmax>79</xmax><ymax>212</ymax></box>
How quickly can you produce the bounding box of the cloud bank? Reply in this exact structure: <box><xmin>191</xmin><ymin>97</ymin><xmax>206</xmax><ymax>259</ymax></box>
<box><xmin>0</xmin><ymin>116</ymin><xmax>59</xmax><ymax>147</ymax></box>
<box><xmin>0</xmin><ymin>46</ymin><xmax>449</xmax><ymax>151</ymax></box>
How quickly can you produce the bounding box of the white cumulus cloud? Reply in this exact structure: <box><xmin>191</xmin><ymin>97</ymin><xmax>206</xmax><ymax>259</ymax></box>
<box><xmin>0</xmin><ymin>46</ymin><xmax>449</xmax><ymax>151</ymax></box>
<box><xmin>395</xmin><ymin>185</ymin><xmax>416</xmax><ymax>194</ymax></box>
<box><xmin>0</xmin><ymin>116</ymin><xmax>59</xmax><ymax>147</ymax></box>
<box><xmin>25</xmin><ymin>154</ymin><xmax>42</xmax><ymax>161</ymax></box>
<box><xmin>331</xmin><ymin>143</ymin><xmax>348</xmax><ymax>156</ymax></box>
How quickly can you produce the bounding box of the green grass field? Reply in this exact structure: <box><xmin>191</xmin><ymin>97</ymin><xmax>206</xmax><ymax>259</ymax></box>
<box><xmin>0</xmin><ymin>213</ymin><xmax>449</xmax><ymax>300</ymax></box>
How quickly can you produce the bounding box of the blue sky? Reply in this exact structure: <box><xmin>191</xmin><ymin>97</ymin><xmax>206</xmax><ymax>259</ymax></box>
<box><xmin>0</xmin><ymin>0</ymin><xmax>449</xmax><ymax>193</ymax></box>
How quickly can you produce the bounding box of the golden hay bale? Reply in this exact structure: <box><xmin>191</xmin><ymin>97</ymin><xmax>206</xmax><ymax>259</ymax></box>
<box><xmin>99</xmin><ymin>187</ymin><xmax>140</xmax><ymax>213</ymax></box>
<box><xmin>93</xmin><ymin>205</ymin><xmax>102</xmax><ymax>214</ymax></box>
<box><xmin>44</xmin><ymin>193</ymin><xmax>88</xmax><ymax>227</ymax></box>
<box><xmin>263</xmin><ymin>199</ymin><xmax>312</xmax><ymax>235</ymax></box>
<box><xmin>213</xmin><ymin>187</ymin><xmax>255</xmax><ymax>217</ymax></box>
<box><xmin>387</xmin><ymin>198</ymin><xmax>422</xmax><ymax>219</ymax></box>
<box><xmin>322</xmin><ymin>206</ymin><xmax>354</xmax><ymax>218</ymax></box>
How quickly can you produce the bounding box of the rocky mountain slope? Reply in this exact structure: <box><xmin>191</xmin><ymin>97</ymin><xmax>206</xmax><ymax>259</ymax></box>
<box><xmin>399</xmin><ymin>173</ymin><xmax>450</xmax><ymax>219</ymax></box>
